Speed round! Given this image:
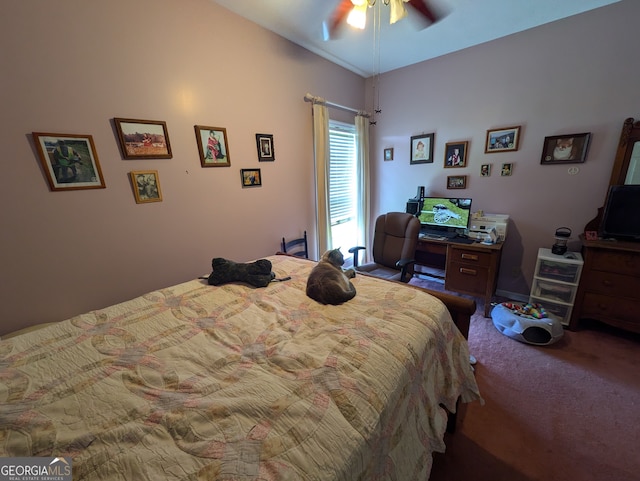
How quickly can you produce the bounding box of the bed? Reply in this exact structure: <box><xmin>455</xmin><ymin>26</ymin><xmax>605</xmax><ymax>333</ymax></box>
<box><xmin>0</xmin><ymin>254</ymin><xmax>480</xmax><ymax>480</ymax></box>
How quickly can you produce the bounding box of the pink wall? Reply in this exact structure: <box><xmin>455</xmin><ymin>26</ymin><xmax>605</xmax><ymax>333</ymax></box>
<box><xmin>3</xmin><ymin>0</ymin><xmax>639</xmax><ymax>335</ymax></box>
<box><xmin>0</xmin><ymin>0</ymin><xmax>365</xmax><ymax>335</ymax></box>
<box><xmin>367</xmin><ymin>0</ymin><xmax>640</xmax><ymax>297</ymax></box>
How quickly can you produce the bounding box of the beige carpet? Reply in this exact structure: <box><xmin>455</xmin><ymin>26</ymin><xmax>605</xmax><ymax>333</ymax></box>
<box><xmin>409</xmin><ymin>276</ymin><xmax>640</xmax><ymax>481</ymax></box>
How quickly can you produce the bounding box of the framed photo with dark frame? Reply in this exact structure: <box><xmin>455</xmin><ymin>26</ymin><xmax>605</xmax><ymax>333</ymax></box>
<box><xmin>129</xmin><ymin>170</ymin><xmax>162</xmax><ymax>203</ymax></box>
<box><xmin>447</xmin><ymin>175</ymin><xmax>467</xmax><ymax>189</ymax></box>
<box><xmin>256</xmin><ymin>133</ymin><xmax>274</xmax><ymax>162</ymax></box>
<box><xmin>240</xmin><ymin>168</ymin><xmax>261</xmax><ymax>187</ymax></box>
<box><xmin>485</xmin><ymin>126</ymin><xmax>521</xmax><ymax>153</ymax></box>
<box><xmin>195</xmin><ymin>125</ymin><xmax>231</xmax><ymax>167</ymax></box>
<box><xmin>444</xmin><ymin>141</ymin><xmax>468</xmax><ymax>168</ymax></box>
<box><xmin>32</xmin><ymin>132</ymin><xmax>106</xmax><ymax>191</ymax></box>
<box><xmin>384</xmin><ymin>148</ymin><xmax>394</xmax><ymax>161</ymax></box>
<box><xmin>410</xmin><ymin>133</ymin><xmax>434</xmax><ymax>164</ymax></box>
<box><xmin>540</xmin><ymin>133</ymin><xmax>591</xmax><ymax>164</ymax></box>
<box><xmin>114</xmin><ymin>118</ymin><xmax>172</xmax><ymax>159</ymax></box>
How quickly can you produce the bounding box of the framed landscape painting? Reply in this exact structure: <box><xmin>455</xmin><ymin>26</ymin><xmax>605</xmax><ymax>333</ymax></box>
<box><xmin>114</xmin><ymin>118</ymin><xmax>172</xmax><ymax>159</ymax></box>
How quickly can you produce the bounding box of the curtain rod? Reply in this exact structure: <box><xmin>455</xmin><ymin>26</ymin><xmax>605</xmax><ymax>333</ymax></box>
<box><xmin>304</xmin><ymin>93</ymin><xmax>370</xmax><ymax>118</ymax></box>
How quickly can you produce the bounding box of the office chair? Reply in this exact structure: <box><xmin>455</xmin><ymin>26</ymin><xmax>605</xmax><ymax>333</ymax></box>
<box><xmin>281</xmin><ymin>231</ymin><xmax>309</xmax><ymax>259</ymax></box>
<box><xmin>349</xmin><ymin>212</ymin><xmax>420</xmax><ymax>283</ymax></box>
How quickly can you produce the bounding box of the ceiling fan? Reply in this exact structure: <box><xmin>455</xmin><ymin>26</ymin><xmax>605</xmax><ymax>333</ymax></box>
<box><xmin>325</xmin><ymin>0</ymin><xmax>442</xmax><ymax>40</ymax></box>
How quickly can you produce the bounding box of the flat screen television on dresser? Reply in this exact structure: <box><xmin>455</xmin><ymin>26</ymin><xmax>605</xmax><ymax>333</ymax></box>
<box><xmin>600</xmin><ymin>184</ymin><xmax>640</xmax><ymax>241</ymax></box>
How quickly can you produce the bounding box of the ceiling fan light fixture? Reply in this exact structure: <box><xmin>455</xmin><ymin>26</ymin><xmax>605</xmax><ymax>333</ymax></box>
<box><xmin>389</xmin><ymin>0</ymin><xmax>408</xmax><ymax>24</ymax></box>
<box><xmin>347</xmin><ymin>3</ymin><xmax>367</xmax><ymax>29</ymax></box>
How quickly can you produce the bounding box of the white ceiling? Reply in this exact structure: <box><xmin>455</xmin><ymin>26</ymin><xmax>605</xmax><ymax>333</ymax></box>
<box><xmin>211</xmin><ymin>0</ymin><xmax>620</xmax><ymax>77</ymax></box>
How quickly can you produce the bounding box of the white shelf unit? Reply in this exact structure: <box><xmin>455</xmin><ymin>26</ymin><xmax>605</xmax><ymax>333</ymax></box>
<box><xmin>529</xmin><ymin>248</ymin><xmax>584</xmax><ymax>326</ymax></box>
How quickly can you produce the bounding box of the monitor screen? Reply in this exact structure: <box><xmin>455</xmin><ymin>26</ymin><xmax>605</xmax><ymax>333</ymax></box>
<box><xmin>601</xmin><ymin>184</ymin><xmax>640</xmax><ymax>241</ymax></box>
<box><xmin>418</xmin><ymin>197</ymin><xmax>472</xmax><ymax>230</ymax></box>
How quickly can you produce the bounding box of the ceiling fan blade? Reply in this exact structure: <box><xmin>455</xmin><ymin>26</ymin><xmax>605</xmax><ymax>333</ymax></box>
<box><xmin>406</xmin><ymin>0</ymin><xmax>441</xmax><ymax>25</ymax></box>
<box><xmin>325</xmin><ymin>0</ymin><xmax>353</xmax><ymax>40</ymax></box>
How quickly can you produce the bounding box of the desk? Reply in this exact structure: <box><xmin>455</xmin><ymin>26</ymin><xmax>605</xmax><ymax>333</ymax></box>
<box><xmin>415</xmin><ymin>238</ymin><xmax>503</xmax><ymax>317</ymax></box>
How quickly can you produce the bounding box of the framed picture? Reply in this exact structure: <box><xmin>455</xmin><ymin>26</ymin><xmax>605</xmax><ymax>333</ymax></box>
<box><xmin>485</xmin><ymin>126</ymin><xmax>521</xmax><ymax>153</ymax></box>
<box><xmin>241</xmin><ymin>168</ymin><xmax>261</xmax><ymax>187</ymax></box>
<box><xmin>114</xmin><ymin>118</ymin><xmax>172</xmax><ymax>159</ymax></box>
<box><xmin>195</xmin><ymin>125</ymin><xmax>231</xmax><ymax>167</ymax></box>
<box><xmin>447</xmin><ymin>175</ymin><xmax>467</xmax><ymax>189</ymax></box>
<box><xmin>32</xmin><ymin>132</ymin><xmax>106</xmax><ymax>191</ymax></box>
<box><xmin>444</xmin><ymin>141</ymin><xmax>468</xmax><ymax>168</ymax></box>
<box><xmin>255</xmin><ymin>133</ymin><xmax>274</xmax><ymax>162</ymax></box>
<box><xmin>129</xmin><ymin>170</ymin><xmax>162</xmax><ymax>203</ymax></box>
<box><xmin>540</xmin><ymin>133</ymin><xmax>591</xmax><ymax>164</ymax></box>
<box><xmin>384</xmin><ymin>148</ymin><xmax>394</xmax><ymax>161</ymax></box>
<box><xmin>480</xmin><ymin>164</ymin><xmax>491</xmax><ymax>176</ymax></box>
<box><xmin>501</xmin><ymin>163</ymin><xmax>513</xmax><ymax>176</ymax></box>
<box><xmin>585</xmin><ymin>230</ymin><xmax>598</xmax><ymax>241</ymax></box>
<box><xmin>410</xmin><ymin>133</ymin><xmax>434</xmax><ymax>164</ymax></box>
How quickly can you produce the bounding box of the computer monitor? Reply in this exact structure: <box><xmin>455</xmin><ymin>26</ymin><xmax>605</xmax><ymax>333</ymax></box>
<box><xmin>418</xmin><ymin>197</ymin><xmax>472</xmax><ymax>231</ymax></box>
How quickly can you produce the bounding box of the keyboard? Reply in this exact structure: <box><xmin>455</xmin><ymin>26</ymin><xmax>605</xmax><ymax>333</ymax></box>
<box><xmin>451</xmin><ymin>237</ymin><xmax>476</xmax><ymax>244</ymax></box>
<box><xmin>420</xmin><ymin>233</ymin><xmax>447</xmax><ymax>240</ymax></box>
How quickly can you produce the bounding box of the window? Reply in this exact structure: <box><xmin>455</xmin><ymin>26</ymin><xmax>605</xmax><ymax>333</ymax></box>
<box><xmin>328</xmin><ymin>120</ymin><xmax>358</xmax><ymax>258</ymax></box>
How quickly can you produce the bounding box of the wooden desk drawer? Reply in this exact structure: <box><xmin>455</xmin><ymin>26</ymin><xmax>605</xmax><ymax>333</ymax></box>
<box><xmin>583</xmin><ymin>271</ymin><xmax>639</xmax><ymax>299</ymax></box>
<box><xmin>448</xmin><ymin>247</ymin><xmax>493</xmax><ymax>268</ymax></box>
<box><xmin>446</xmin><ymin>262</ymin><xmax>489</xmax><ymax>295</ymax></box>
<box><xmin>591</xmin><ymin>250</ymin><xmax>640</xmax><ymax>277</ymax></box>
<box><xmin>581</xmin><ymin>292</ymin><xmax>640</xmax><ymax>328</ymax></box>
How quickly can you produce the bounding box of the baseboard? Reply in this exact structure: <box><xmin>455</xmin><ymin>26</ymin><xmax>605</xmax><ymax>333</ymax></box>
<box><xmin>495</xmin><ymin>289</ymin><xmax>529</xmax><ymax>303</ymax></box>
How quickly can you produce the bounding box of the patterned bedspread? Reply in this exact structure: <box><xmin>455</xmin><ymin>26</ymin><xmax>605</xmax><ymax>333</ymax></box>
<box><xmin>0</xmin><ymin>255</ymin><xmax>480</xmax><ymax>480</ymax></box>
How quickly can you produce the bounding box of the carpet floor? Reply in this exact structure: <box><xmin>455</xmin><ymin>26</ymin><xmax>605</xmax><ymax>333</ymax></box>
<box><xmin>409</xmin><ymin>276</ymin><xmax>640</xmax><ymax>481</ymax></box>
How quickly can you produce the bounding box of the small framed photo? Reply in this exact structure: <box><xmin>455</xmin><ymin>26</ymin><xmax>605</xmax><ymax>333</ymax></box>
<box><xmin>444</xmin><ymin>141</ymin><xmax>468</xmax><ymax>168</ymax></box>
<box><xmin>410</xmin><ymin>133</ymin><xmax>434</xmax><ymax>164</ymax></box>
<box><xmin>241</xmin><ymin>168</ymin><xmax>261</xmax><ymax>187</ymax></box>
<box><xmin>129</xmin><ymin>170</ymin><xmax>162</xmax><ymax>203</ymax></box>
<box><xmin>447</xmin><ymin>175</ymin><xmax>467</xmax><ymax>189</ymax></box>
<box><xmin>384</xmin><ymin>148</ymin><xmax>394</xmax><ymax>161</ymax></box>
<box><xmin>195</xmin><ymin>125</ymin><xmax>231</xmax><ymax>167</ymax></box>
<box><xmin>256</xmin><ymin>134</ymin><xmax>274</xmax><ymax>162</ymax></box>
<box><xmin>485</xmin><ymin>126</ymin><xmax>521</xmax><ymax>153</ymax></box>
<box><xmin>32</xmin><ymin>132</ymin><xmax>106</xmax><ymax>191</ymax></box>
<box><xmin>585</xmin><ymin>230</ymin><xmax>598</xmax><ymax>241</ymax></box>
<box><xmin>480</xmin><ymin>164</ymin><xmax>491</xmax><ymax>176</ymax></box>
<box><xmin>501</xmin><ymin>163</ymin><xmax>513</xmax><ymax>176</ymax></box>
<box><xmin>114</xmin><ymin>118</ymin><xmax>172</xmax><ymax>159</ymax></box>
<box><xmin>540</xmin><ymin>133</ymin><xmax>591</xmax><ymax>164</ymax></box>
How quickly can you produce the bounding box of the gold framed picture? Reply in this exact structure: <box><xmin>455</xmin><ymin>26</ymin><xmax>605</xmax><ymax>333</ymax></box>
<box><xmin>129</xmin><ymin>170</ymin><xmax>162</xmax><ymax>203</ymax></box>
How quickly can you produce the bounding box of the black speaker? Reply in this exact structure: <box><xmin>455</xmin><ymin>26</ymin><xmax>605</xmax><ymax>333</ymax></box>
<box><xmin>406</xmin><ymin>200</ymin><xmax>421</xmax><ymax>215</ymax></box>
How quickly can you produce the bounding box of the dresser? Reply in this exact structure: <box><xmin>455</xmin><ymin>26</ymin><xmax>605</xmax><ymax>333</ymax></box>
<box><xmin>569</xmin><ymin>237</ymin><xmax>640</xmax><ymax>333</ymax></box>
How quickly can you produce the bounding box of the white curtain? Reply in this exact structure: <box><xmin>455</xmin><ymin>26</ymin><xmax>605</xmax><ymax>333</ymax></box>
<box><xmin>355</xmin><ymin>113</ymin><xmax>370</xmax><ymax>259</ymax></box>
<box><xmin>312</xmin><ymin>101</ymin><xmax>331</xmax><ymax>259</ymax></box>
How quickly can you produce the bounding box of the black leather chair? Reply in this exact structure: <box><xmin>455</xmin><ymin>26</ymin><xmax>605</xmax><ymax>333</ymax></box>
<box><xmin>349</xmin><ymin>212</ymin><xmax>420</xmax><ymax>282</ymax></box>
<box><xmin>281</xmin><ymin>231</ymin><xmax>309</xmax><ymax>259</ymax></box>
